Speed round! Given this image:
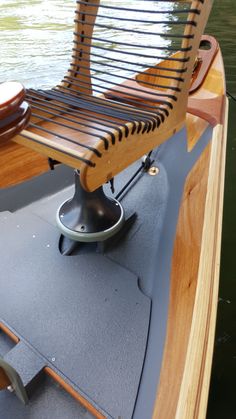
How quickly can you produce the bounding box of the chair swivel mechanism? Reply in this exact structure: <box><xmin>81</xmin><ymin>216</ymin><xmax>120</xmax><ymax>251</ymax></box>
<box><xmin>0</xmin><ymin>0</ymin><xmax>214</xmax><ymax>243</ymax></box>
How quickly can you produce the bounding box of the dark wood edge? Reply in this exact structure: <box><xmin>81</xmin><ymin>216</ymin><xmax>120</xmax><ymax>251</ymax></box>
<box><xmin>0</xmin><ymin>322</ymin><xmax>19</xmax><ymax>344</ymax></box>
<box><xmin>0</xmin><ymin>323</ymin><xmax>104</xmax><ymax>418</ymax></box>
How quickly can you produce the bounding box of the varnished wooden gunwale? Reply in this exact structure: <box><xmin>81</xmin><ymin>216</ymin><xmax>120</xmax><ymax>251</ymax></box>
<box><xmin>153</xmin><ymin>139</ymin><xmax>212</xmax><ymax>419</ymax></box>
<box><xmin>176</xmin><ymin>108</ymin><xmax>228</xmax><ymax>419</ymax></box>
<box><xmin>153</xmin><ymin>46</ymin><xmax>228</xmax><ymax>419</ymax></box>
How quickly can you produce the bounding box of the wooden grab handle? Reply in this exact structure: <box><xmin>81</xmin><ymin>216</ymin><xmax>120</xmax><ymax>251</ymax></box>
<box><xmin>190</xmin><ymin>35</ymin><xmax>219</xmax><ymax>94</ymax></box>
<box><xmin>0</xmin><ymin>82</ymin><xmax>31</xmax><ymax>142</ymax></box>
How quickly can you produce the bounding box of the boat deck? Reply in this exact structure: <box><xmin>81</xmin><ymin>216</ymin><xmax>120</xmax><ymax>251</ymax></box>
<box><xmin>0</xmin><ymin>124</ymin><xmax>213</xmax><ymax>418</ymax></box>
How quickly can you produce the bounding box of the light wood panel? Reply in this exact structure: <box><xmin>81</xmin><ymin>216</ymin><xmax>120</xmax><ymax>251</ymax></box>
<box><xmin>0</xmin><ymin>141</ymin><xmax>48</xmax><ymax>188</ymax></box>
<box><xmin>175</xmin><ymin>100</ymin><xmax>228</xmax><ymax>419</ymax></box>
<box><xmin>153</xmin><ymin>99</ymin><xmax>228</xmax><ymax>419</ymax></box>
<box><xmin>153</xmin><ymin>131</ymin><xmax>211</xmax><ymax>419</ymax></box>
<box><xmin>186</xmin><ymin>113</ymin><xmax>209</xmax><ymax>151</ymax></box>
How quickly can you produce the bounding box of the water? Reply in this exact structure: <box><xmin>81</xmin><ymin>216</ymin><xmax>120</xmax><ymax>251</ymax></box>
<box><xmin>0</xmin><ymin>0</ymin><xmax>74</xmax><ymax>87</ymax></box>
<box><xmin>206</xmin><ymin>2</ymin><xmax>236</xmax><ymax>418</ymax></box>
<box><xmin>0</xmin><ymin>0</ymin><xmax>183</xmax><ymax>90</ymax></box>
<box><xmin>0</xmin><ymin>1</ymin><xmax>235</xmax><ymax>417</ymax></box>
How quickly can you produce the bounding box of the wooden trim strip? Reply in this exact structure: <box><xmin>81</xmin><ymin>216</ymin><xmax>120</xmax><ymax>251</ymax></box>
<box><xmin>153</xmin><ymin>131</ymin><xmax>212</xmax><ymax>419</ymax></box>
<box><xmin>175</xmin><ymin>101</ymin><xmax>228</xmax><ymax>419</ymax></box>
<box><xmin>153</xmin><ymin>100</ymin><xmax>228</xmax><ymax>419</ymax></box>
<box><xmin>0</xmin><ymin>323</ymin><xmax>104</xmax><ymax>417</ymax></box>
<box><xmin>0</xmin><ymin>367</ymin><xmax>11</xmax><ymax>390</ymax></box>
<box><xmin>193</xmin><ymin>99</ymin><xmax>229</xmax><ymax>418</ymax></box>
<box><xmin>45</xmin><ymin>367</ymin><xmax>105</xmax><ymax>419</ymax></box>
<box><xmin>0</xmin><ymin>322</ymin><xmax>19</xmax><ymax>344</ymax></box>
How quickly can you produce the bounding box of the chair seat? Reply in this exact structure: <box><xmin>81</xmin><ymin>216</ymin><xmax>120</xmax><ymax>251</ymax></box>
<box><xmin>24</xmin><ymin>87</ymin><xmax>164</xmax><ymax>166</ymax></box>
<box><xmin>9</xmin><ymin>0</ymin><xmax>213</xmax><ymax>192</ymax></box>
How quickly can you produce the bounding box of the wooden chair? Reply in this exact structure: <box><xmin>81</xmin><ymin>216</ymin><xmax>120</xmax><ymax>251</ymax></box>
<box><xmin>2</xmin><ymin>0</ymin><xmax>214</xmax><ymax>242</ymax></box>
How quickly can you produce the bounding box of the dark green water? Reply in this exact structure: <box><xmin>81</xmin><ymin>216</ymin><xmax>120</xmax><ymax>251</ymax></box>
<box><xmin>207</xmin><ymin>1</ymin><xmax>236</xmax><ymax>418</ymax></box>
<box><xmin>0</xmin><ymin>1</ymin><xmax>235</xmax><ymax>417</ymax></box>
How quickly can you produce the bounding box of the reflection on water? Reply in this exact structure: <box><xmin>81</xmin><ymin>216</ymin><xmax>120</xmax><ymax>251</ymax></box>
<box><xmin>0</xmin><ymin>0</ymin><xmax>74</xmax><ymax>87</ymax></box>
<box><xmin>0</xmin><ymin>1</ymin><xmax>235</xmax><ymax>418</ymax></box>
<box><xmin>0</xmin><ymin>0</ymin><xmax>186</xmax><ymax>89</ymax></box>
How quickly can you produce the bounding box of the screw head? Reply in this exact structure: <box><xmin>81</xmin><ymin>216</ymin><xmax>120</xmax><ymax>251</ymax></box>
<box><xmin>148</xmin><ymin>166</ymin><xmax>159</xmax><ymax>176</ymax></box>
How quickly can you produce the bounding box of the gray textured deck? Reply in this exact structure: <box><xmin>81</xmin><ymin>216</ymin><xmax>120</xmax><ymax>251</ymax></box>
<box><xmin>0</xmin><ymin>124</ymin><xmax>212</xmax><ymax>419</ymax></box>
<box><xmin>0</xmin><ymin>209</ymin><xmax>150</xmax><ymax>419</ymax></box>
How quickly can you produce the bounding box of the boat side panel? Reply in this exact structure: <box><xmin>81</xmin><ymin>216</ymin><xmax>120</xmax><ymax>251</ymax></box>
<box><xmin>153</xmin><ymin>140</ymin><xmax>212</xmax><ymax>419</ymax></box>
<box><xmin>132</xmin><ymin>124</ymin><xmax>213</xmax><ymax>419</ymax></box>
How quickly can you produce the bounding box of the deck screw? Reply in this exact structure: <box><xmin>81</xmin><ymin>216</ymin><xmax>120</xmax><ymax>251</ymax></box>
<box><xmin>148</xmin><ymin>166</ymin><xmax>159</xmax><ymax>176</ymax></box>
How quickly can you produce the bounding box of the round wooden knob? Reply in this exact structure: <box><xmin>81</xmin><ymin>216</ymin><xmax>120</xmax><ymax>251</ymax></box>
<box><xmin>0</xmin><ymin>82</ymin><xmax>31</xmax><ymax>142</ymax></box>
<box><xmin>0</xmin><ymin>101</ymin><xmax>31</xmax><ymax>142</ymax></box>
<box><xmin>0</xmin><ymin>81</ymin><xmax>26</xmax><ymax>119</ymax></box>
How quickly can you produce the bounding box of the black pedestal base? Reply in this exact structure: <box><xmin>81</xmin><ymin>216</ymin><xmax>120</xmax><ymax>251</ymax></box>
<box><xmin>56</xmin><ymin>171</ymin><xmax>125</xmax><ymax>242</ymax></box>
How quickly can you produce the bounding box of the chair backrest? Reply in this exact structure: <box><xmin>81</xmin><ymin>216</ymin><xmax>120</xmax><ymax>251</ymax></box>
<box><xmin>61</xmin><ymin>0</ymin><xmax>214</xmax><ymax>124</ymax></box>
<box><xmin>8</xmin><ymin>1</ymin><xmax>214</xmax><ymax>192</ymax></box>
